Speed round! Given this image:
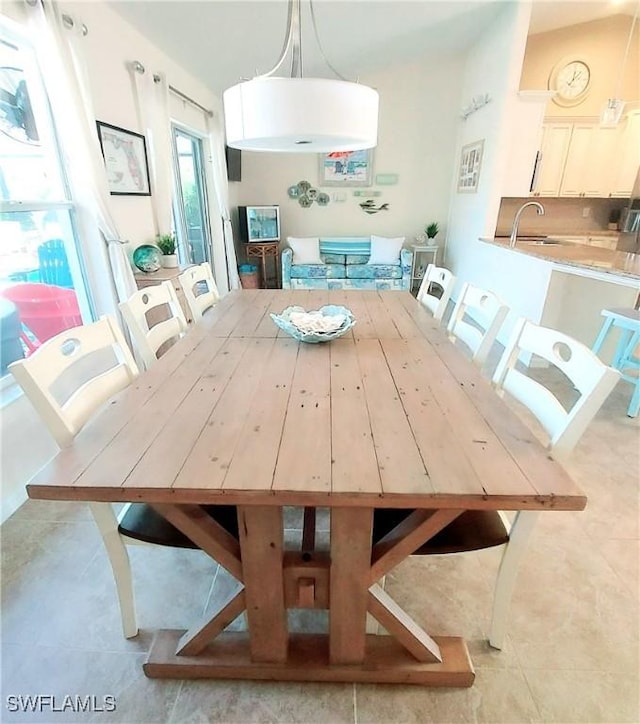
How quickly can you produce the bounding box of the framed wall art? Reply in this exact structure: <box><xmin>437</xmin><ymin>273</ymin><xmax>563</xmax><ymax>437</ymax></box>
<box><xmin>96</xmin><ymin>121</ymin><xmax>151</xmax><ymax>196</ymax></box>
<box><xmin>318</xmin><ymin>149</ymin><xmax>373</xmax><ymax>187</ymax></box>
<box><xmin>457</xmin><ymin>139</ymin><xmax>484</xmax><ymax>193</ymax></box>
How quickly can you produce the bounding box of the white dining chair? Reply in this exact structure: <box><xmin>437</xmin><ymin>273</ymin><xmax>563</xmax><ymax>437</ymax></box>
<box><xmin>9</xmin><ymin>315</ymin><xmax>238</xmax><ymax>639</ymax></box>
<box><xmin>447</xmin><ymin>282</ymin><xmax>509</xmax><ymax>367</ymax></box>
<box><xmin>373</xmin><ymin>317</ymin><xmax>620</xmax><ymax>649</ymax></box>
<box><xmin>178</xmin><ymin>262</ymin><xmax>219</xmax><ymax>322</ymax></box>
<box><xmin>119</xmin><ymin>280</ymin><xmax>188</xmax><ymax>369</ymax></box>
<box><xmin>416</xmin><ymin>264</ymin><xmax>456</xmax><ymax>322</ymax></box>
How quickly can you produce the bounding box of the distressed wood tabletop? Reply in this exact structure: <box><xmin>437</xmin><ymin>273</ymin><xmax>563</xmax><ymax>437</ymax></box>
<box><xmin>27</xmin><ymin>290</ymin><xmax>586</xmax><ymax>512</ymax></box>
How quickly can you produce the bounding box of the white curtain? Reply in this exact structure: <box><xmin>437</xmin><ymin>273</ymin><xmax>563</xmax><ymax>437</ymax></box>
<box><xmin>129</xmin><ymin>65</ymin><xmax>173</xmax><ymax>236</ymax></box>
<box><xmin>25</xmin><ymin>0</ymin><xmax>137</xmax><ymax>308</ymax></box>
<box><xmin>206</xmin><ymin>113</ymin><xmax>240</xmax><ymax>290</ymax></box>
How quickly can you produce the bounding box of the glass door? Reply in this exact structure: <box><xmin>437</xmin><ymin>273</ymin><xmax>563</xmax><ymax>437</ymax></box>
<box><xmin>171</xmin><ymin>126</ymin><xmax>211</xmax><ymax>265</ymax></box>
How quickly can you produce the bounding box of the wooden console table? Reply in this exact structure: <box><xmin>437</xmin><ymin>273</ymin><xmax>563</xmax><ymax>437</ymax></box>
<box><xmin>245</xmin><ymin>242</ymin><xmax>281</xmax><ymax>289</ymax></box>
<box><xmin>134</xmin><ymin>266</ymin><xmax>193</xmax><ymax>324</ymax></box>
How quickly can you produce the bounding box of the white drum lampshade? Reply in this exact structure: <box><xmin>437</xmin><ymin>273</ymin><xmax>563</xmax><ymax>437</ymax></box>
<box><xmin>224</xmin><ymin>77</ymin><xmax>379</xmax><ymax>153</ymax></box>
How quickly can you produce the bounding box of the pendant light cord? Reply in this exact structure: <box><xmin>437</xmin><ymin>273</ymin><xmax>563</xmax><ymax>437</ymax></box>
<box><xmin>257</xmin><ymin>0</ymin><xmax>351</xmax><ymax>82</ymax></box>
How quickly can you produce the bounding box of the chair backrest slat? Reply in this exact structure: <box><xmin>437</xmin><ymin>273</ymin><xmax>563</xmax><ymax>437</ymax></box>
<box><xmin>8</xmin><ymin>315</ymin><xmax>139</xmax><ymax>448</ymax></box>
<box><xmin>178</xmin><ymin>263</ymin><xmax>219</xmax><ymax>322</ymax></box>
<box><xmin>119</xmin><ymin>281</ymin><xmax>188</xmax><ymax>368</ymax></box>
<box><xmin>417</xmin><ymin>264</ymin><xmax>456</xmax><ymax>322</ymax></box>
<box><xmin>493</xmin><ymin>317</ymin><xmax>620</xmax><ymax>459</ymax></box>
<box><xmin>447</xmin><ymin>282</ymin><xmax>509</xmax><ymax>366</ymax></box>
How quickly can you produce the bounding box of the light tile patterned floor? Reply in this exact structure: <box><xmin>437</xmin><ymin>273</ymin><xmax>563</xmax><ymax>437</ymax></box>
<box><xmin>1</xmin><ymin>369</ymin><xmax>638</xmax><ymax>723</ymax></box>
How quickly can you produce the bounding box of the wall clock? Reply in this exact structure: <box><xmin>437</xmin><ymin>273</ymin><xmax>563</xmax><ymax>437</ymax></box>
<box><xmin>548</xmin><ymin>58</ymin><xmax>591</xmax><ymax>107</ymax></box>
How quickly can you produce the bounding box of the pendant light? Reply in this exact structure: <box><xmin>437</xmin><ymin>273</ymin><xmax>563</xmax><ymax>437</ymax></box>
<box><xmin>600</xmin><ymin>1</ymin><xmax>639</xmax><ymax>127</ymax></box>
<box><xmin>223</xmin><ymin>0</ymin><xmax>379</xmax><ymax>153</ymax></box>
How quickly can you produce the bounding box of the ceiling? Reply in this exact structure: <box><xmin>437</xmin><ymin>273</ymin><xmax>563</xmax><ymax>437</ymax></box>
<box><xmin>108</xmin><ymin>0</ymin><xmax>637</xmax><ymax>96</ymax></box>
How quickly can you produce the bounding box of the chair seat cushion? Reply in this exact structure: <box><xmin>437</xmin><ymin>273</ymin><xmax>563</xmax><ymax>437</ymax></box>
<box><xmin>118</xmin><ymin>503</ymin><xmax>239</xmax><ymax>548</ymax></box>
<box><xmin>372</xmin><ymin>509</ymin><xmax>509</xmax><ymax>554</ymax></box>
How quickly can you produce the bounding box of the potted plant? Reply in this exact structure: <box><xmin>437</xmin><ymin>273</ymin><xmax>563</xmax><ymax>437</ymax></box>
<box><xmin>156</xmin><ymin>233</ymin><xmax>178</xmax><ymax>268</ymax></box>
<box><xmin>425</xmin><ymin>222</ymin><xmax>439</xmax><ymax>241</ymax></box>
<box><xmin>608</xmin><ymin>208</ymin><xmax>621</xmax><ymax>231</ymax></box>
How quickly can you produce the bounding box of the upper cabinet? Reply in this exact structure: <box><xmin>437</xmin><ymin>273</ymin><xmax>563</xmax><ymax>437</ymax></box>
<box><xmin>533</xmin><ymin>123</ymin><xmax>572</xmax><ymax>196</ymax></box>
<box><xmin>531</xmin><ymin>111</ymin><xmax>640</xmax><ymax>198</ymax></box>
<box><xmin>609</xmin><ymin>111</ymin><xmax>640</xmax><ymax>197</ymax></box>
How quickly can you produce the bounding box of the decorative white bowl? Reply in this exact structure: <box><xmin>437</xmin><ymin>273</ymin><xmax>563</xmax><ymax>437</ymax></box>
<box><xmin>270</xmin><ymin>305</ymin><xmax>356</xmax><ymax>343</ymax></box>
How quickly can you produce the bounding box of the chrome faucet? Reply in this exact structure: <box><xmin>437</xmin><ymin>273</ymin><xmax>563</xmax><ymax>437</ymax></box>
<box><xmin>509</xmin><ymin>201</ymin><xmax>545</xmax><ymax>247</ymax></box>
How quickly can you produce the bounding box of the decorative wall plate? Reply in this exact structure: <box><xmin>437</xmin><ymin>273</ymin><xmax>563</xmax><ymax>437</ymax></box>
<box><xmin>316</xmin><ymin>192</ymin><xmax>330</xmax><ymax>206</ymax></box>
<box><xmin>298</xmin><ymin>194</ymin><xmax>312</xmax><ymax>208</ymax></box>
<box><xmin>287</xmin><ymin>185</ymin><xmax>299</xmax><ymax>198</ymax></box>
<box><xmin>297</xmin><ymin>180</ymin><xmax>311</xmax><ymax>194</ymax></box>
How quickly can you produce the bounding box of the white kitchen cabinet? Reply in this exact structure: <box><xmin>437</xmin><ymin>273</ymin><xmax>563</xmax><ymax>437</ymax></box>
<box><xmin>609</xmin><ymin>111</ymin><xmax>640</xmax><ymax>197</ymax></box>
<box><xmin>502</xmin><ymin>91</ymin><xmax>555</xmax><ymax>197</ymax></box>
<box><xmin>532</xmin><ymin>123</ymin><xmax>572</xmax><ymax>196</ymax></box>
<box><xmin>532</xmin><ymin>117</ymin><xmax>637</xmax><ymax>198</ymax></box>
<box><xmin>561</xmin><ymin>125</ymin><xmax>618</xmax><ymax>197</ymax></box>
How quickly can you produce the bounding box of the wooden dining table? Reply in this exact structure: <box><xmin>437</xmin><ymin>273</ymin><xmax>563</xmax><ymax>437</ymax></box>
<box><xmin>26</xmin><ymin>289</ymin><xmax>586</xmax><ymax>687</ymax></box>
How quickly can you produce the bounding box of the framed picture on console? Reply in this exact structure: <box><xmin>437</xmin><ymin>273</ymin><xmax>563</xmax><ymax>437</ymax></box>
<box><xmin>318</xmin><ymin>149</ymin><xmax>373</xmax><ymax>187</ymax></box>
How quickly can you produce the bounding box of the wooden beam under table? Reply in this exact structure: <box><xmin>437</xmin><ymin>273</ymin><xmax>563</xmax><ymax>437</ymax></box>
<box><xmin>144</xmin><ymin>630</ymin><xmax>475</xmax><ymax>687</ymax></box>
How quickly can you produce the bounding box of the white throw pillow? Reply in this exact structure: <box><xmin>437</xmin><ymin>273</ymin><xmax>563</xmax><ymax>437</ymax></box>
<box><xmin>287</xmin><ymin>237</ymin><xmax>324</xmax><ymax>265</ymax></box>
<box><xmin>368</xmin><ymin>235</ymin><xmax>405</xmax><ymax>265</ymax></box>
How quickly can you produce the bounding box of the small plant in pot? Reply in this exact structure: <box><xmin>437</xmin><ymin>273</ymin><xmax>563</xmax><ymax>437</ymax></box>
<box><xmin>425</xmin><ymin>222</ymin><xmax>439</xmax><ymax>240</ymax></box>
<box><xmin>156</xmin><ymin>233</ymin><xmax>178</xmax><ymax>268</ymax></box>
<box><xmin>608</xmin><ymin>208</ymin><xmax>621</xmax><ymax>231</ymax></box>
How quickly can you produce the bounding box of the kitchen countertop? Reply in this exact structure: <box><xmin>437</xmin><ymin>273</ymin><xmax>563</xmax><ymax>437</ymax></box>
<box><xmin>480</xmin><ymin>236</ymin><xmax>640</xmax><ymax>280</ymax></box>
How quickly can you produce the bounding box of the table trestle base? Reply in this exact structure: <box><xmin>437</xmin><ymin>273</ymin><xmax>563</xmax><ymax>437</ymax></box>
<box><xmin>144</xmin><ymin>630</ymin><xmax>475</xmax><ymax>687</ymax></box>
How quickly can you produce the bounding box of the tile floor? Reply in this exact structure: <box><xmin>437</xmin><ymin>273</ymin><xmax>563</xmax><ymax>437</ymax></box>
<box><xmin>1</xmin><ymin>368</ymin><xmax>638</xmax><ymax>723</ymax></box>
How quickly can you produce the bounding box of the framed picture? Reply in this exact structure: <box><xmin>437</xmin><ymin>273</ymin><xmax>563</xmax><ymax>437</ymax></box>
<box><xmin>457</xmin><ymin>139</ymin><xmax>484</xmax><ymax>193</ymax></box>
<box><xmin>96</xmin><ymin>121</ymin><xmax>151</xmax><ymax>196</ymax></box>
<box><xmin>318</xmin><ymin>149</ymin><xmax>373</xmax><ymax>187</ymax></box>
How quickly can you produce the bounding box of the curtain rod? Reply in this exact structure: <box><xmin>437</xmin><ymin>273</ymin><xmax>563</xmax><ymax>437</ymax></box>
<box><xmin>129</xmin><ymin>60</ymin><xmax>214</xmax><ymax>118</ymax></box>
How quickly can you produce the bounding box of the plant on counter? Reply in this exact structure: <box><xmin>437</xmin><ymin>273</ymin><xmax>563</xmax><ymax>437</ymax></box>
<box><xmin>425</xmin><ymin>222</ymin><xmax>439</xmax><ymax>239</ymax></box>
<box><xmin>608</xmin><ymin>208</ymin><xmax>621</xmax><ymax>230</ymax></box>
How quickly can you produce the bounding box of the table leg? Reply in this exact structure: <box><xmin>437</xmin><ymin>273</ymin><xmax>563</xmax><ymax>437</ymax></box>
<box><xmin>237</xmin><ymin>505</ymin><xmax>288</xmax><ymax>663</ymax></box>
<box><xmin>144</xmin><ymin>503</ymin><xmax>474</xmax><ymax>686</ymax></box>
<box><xmin>329</xmin><ymin>507</ymin><xmax>373</xmax><ymax>664</ymax></box>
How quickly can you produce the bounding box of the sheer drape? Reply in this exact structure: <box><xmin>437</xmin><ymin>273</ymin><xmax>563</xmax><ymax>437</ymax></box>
<box><xmin>26</xmin><ymin>0</ymin><xmax>137</xmax><ymax>308</ymax></box>
<box><xmin>129</xmin><ymin>66</ymin><xmax>173</xmax><ymax>236</ymax></box>
<box><xmin>206</xmin><ymin>114</ymin><xmax>240</xmax><ymax>290</ymax></box>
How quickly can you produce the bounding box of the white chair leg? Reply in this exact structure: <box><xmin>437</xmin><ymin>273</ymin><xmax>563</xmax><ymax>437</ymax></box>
<box><xmin>89</xmin><ymin>503</ymin><xmax>138</xmax><ymax>638</ymax></box>
<box><xmin>489</xmin><ymin>511</ymin><xmax>539</xmax><ymax>650</ymax></box>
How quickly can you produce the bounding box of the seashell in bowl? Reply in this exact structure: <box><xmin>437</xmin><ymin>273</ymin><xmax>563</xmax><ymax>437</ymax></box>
<box><xmin>270</xmin><ymin>305</ymin><xmax>356</xmax><ymax>343</ymax></box>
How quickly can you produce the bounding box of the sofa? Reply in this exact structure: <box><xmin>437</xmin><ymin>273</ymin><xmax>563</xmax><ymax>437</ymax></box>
<box><xmin>281</xmin><ymin>237</ymin><xmax>413</xmax><ymax>290</ymax></box>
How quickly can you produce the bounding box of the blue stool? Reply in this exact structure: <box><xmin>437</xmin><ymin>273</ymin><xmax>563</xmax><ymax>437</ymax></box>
<box><xmin>592</xmin><ymin>308</ymin><xmax>640</xmax><ymax>418</ymax></box>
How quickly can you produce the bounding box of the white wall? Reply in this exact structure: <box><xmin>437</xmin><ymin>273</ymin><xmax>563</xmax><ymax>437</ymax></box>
<box><xmin>0</xmin><ymin>1</ymin><xmax>227</xmax><ymax>522</ymax></box>
<box><xmin>444</xmin><ymin>2</ymin><xmax>554</xmax><ymax>341</ymax></box>
<box><xmin>230</xmin><ymin>53</ymin><xmax>465</xmax><ymax>258</ymax></box>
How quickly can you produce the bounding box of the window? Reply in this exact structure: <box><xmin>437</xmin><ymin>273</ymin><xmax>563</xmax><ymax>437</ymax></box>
<box><xmin>171</xmin><ymin>126</ymin><xmax>212</xmax><ymax>265</ymax></box>
<box><xmin>0</xmin><ymin>19</ymin><xmax>91</xmax><ymax>379</ymax></box>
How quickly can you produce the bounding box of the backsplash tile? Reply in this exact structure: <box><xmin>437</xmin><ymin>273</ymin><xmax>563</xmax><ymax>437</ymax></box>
<box><xmin>496</xmin><ymin>197</ymin><xmax>626</xmax><ymax>237</ymax></box>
